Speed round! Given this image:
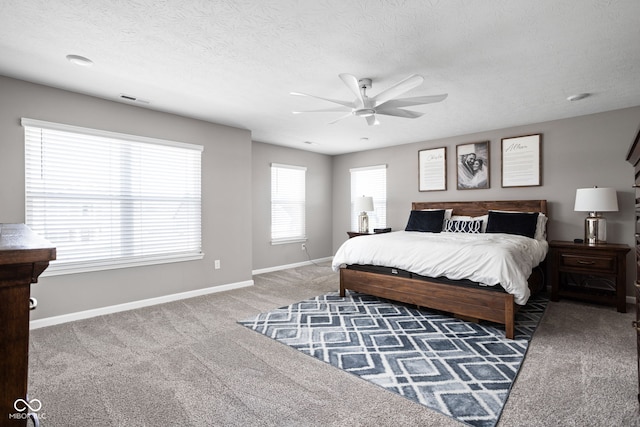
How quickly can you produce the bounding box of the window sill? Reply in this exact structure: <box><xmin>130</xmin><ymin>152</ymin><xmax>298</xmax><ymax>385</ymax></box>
<box><xmin>41</xmin><ymin>253</ymin><xmax>205</xmax><ymax>277</ymax></box>
<box><xmin>271</xmin><ymin>238</ymin><xmax>307</xmax><ymax>246</ymax></box>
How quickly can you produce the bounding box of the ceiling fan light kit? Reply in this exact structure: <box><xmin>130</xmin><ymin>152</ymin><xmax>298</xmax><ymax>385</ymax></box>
<box><xmin>291</xmin><ymin>73</ymin><xmax>447</xmax><ymax>126</ymax></box>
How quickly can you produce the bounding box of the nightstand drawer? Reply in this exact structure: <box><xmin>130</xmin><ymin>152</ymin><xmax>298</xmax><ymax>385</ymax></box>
<box><xmin>560</xmin><ymin>253</ymin><xmax>615</xmax><ymax>273</ymax></box>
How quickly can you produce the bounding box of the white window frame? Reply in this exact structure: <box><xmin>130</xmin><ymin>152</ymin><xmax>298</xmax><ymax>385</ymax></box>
<box><xmin>350</xmin><ymin>164</ymin><xmax>387</xmax><ymax>231</ymax></box>
<box><xmin>271</xmin><ymin>163</ymin><xmax>306</xmax><ymax>245</ymax></box>
<box><xmin>23</xmin><ymin>118</ymin><xmax>204</xmax><ymax>276</ymax></box>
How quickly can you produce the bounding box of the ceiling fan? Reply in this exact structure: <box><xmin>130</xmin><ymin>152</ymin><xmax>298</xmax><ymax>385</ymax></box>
<box><xmin>291</xmin><ymin>73</ymin><xmax>447</xmax><ymax>126</ymax></box>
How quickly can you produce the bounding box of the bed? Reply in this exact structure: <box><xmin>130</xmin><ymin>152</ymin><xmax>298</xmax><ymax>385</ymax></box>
<box><xmin>333</xmin><ymin>200</ymin><xmax>549</xmax><ymax>339</ymax></box>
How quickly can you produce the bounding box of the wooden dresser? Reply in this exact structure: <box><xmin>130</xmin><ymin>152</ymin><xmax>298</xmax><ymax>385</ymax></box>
<box><xmin>625</xmin><ymin>124</ymin><xmax>640</xmax><ymax>404</ymax></box>
<box><xmin>0</xmin><ymin>224</ymin><xmax>55</xmax><ymax>427</ymax></box>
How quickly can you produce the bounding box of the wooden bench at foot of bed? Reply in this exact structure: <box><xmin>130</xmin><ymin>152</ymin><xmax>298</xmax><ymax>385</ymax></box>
<box><xmin>339</xmin><ymin>268</ymin><xmax>516</xmax><ymax>338</ymax></box>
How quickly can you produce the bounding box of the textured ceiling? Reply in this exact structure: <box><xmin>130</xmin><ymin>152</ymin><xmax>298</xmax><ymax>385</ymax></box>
<box><xmin>0</xmin><ymin>0</ymin><xmax>639</xmax><ymax>155</ymax></box>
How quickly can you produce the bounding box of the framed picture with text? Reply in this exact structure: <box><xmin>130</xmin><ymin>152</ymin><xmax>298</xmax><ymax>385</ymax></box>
<box><xmin>456</xmin><ymin>141</ymin><xmax>489</xmax><ymax>190</ymax></box>
<box><xmin>501</xmin><ymin>134</ymin><xmax>542</xmax><ymax>187</ymax></box>
<box><xmin>418</xmin><ymin>147</ymin><xmax>447</xmax><ymax>191</ymax></box>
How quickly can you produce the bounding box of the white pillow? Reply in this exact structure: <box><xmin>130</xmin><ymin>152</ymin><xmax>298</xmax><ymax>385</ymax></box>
<box><xmin>451</xmin><ymin>214</ymin><xmax>489</xmax><ymax>233</ymax></box>
<box><xmin>535</xmin><ymin>213</ymin><xmax>548</xmax><ymax>240</ymax></box>
<box><xmin>450</xmin><ymin>215</ymin><xmax>472</xmax><ymax>221</ymax></box>
<box><xmin>443</xmin><ymin>218</ymin><xmax>483</xmax><ymax>233</ymax></box>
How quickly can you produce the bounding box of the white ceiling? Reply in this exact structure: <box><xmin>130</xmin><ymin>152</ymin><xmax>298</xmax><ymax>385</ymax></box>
<box><xmin>1</xmin><ymin>1</ymin><xmax>639</xmax><ymax>155</ymax></box>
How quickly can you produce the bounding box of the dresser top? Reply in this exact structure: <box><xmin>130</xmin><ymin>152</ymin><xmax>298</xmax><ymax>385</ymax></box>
<box><xmin>0</xmin><ymin>224</ymin><xmax>56</xmax><ymax>265</ymax></box>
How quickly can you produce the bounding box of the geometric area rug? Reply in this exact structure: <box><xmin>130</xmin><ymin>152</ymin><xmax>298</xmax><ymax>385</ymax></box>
<box><xmin>238</xmin><ymin>291</ymin><xmax>548</xmax><ymax>427</ymax></box>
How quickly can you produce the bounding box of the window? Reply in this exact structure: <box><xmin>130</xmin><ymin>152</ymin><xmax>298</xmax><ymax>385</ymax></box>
<box><xmin>350</xmin><ymin>164</ymin><xmax>387</xmax><ymax>231</ymax></box>
<box><xmin>271</xmin><ymin>163</ymin><xmax>306</xmax><ymax>244</ymax></box>
<box><xmin>23</xmin><ymin>118</ymin><xmax>203</xmax><ymax>276</ymax></box>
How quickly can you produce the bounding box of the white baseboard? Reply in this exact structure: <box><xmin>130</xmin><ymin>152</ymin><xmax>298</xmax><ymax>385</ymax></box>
<box><xmin>29</xmin><ymin>279</ymin><xmax>254</xmax><ymax>330</ymax></box>
<box><xmin>252</xmin><ymin>257</ymin><xmax>333</xmax><ymax>275</ymax></box>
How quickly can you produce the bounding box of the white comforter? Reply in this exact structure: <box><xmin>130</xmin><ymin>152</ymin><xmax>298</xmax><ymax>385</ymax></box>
<box><xmin>332</xmin><ymin>231</ymin><xmax>549</xmax><ymax>305</ymax></box>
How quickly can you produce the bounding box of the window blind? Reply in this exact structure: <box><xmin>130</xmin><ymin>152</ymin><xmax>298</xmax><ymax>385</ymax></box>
<box><xmin>271</xmin><ymin>163</ymin><xmax>306</xmax><ymax>244</ymax></box>
<box><xmin>350</xmin><ymin>164</ymin><xmax>387</xmax><ymax>231</ymax></box>
<box><xmin>23</xmin><ymin>118</ymin><xmax>203</xmax><ymax>275</ymax></box>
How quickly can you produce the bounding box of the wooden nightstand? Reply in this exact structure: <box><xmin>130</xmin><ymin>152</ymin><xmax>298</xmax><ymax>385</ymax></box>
<box><xmin>347</xmin><ymin>231</ymin><xmax>372</xmax><ymax>238</ymax></box>
<box><xmin>347</xmin><ymin>228</ymin><xmax>392</xmax><ymax>238</ymax></box>
<box><xmin>549</xmin><ymin>240</ymin><xmax>630</xmax><ymax>312</ymax></box>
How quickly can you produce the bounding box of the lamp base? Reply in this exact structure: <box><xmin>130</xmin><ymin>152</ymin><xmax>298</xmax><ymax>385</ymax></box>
<box><xmin>584</xmin><ymin>213</ymin><xmax>606</xmax><ymax>245</ymax></box>
<box><xmin>358</xmin><ymin>212</ymin><xmax>369</xmax><ymax>233</ymax></box>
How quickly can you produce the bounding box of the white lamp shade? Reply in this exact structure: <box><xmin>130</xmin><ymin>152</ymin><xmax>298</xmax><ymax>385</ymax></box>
<box><xmin>354</xmin><ymin>196</ymin><xmax>374</xmax><ymax>212</ymax></box>
<box><xmin>574</xmin><ymin>187</ymin><xmax>618</xmax><ymax>212</ymax></box>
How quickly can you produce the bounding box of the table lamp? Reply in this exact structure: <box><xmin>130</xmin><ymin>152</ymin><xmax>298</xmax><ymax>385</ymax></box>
<box><xmin>574</xmin><ymin>187</ymin><xmax>618</xmax><ymax>245</ymax></box>
<box><xmin>354</xmin><ymin>196</ymin><xmax>374</xmax><ymax>233</ymax></box>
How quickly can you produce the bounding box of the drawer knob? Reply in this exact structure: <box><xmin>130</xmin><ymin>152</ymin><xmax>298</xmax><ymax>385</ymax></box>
<box><xmin>577</xmin><ymin>260</ymin><xmax>595</xmax><ymax>265</ymax></box>
<box><xmin>29</xmin><ymin>297</ymin><xmax>37</xmax><ymax>311</ymax></box>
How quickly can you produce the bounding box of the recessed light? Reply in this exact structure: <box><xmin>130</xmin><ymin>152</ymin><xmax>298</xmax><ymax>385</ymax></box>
<box><xmin>66</xmin><ymin>54</ymin><xmax>93</xmax><ymax>67</ymax></box>
<box><xmin>566</xmin><ymin>93</ymin><xmax>590</xmax><ymax>102</ymax></box>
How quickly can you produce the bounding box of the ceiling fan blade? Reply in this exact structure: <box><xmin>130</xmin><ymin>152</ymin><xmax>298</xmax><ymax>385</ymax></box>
<box><xmin>366</xmin><ymin>115</ymin><xmax>379</xmax><ymax>126</ymax></box>
<box><xmin>338</xmin><ymin>74</ymin><xmax>366</xmax><ymax>108</ymax></box>
<box><xmin>372</xmin><ymin>74</ymin><xmax>424</xmax><ymax>106</ymax></box>
<box><xmin>375</xmin><ymin>108</ymin><xmax>425</xmax><ymax>119</ymax></box>
<box><xmin>290</xmin><ymin>92</ymin><xmax>354</xmax><ymax>108</ymax></box>
<box><xmin>293</xmin><ymin>106</ymin><xmax>351</xmax><ymax>114</ymax></box>
<box><xmin>328</xmin><ymin>112</ymin><xmax>354</xmax><ymax>124</ymax></box>
<box><xmin>377</xmin><ymin>94</ymin><xmax>448</xmax><ymax>109</ymax></box>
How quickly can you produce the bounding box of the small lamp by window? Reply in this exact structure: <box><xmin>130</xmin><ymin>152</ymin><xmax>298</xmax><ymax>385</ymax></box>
<box><xmin>354</xmin><ymin>196</ymin><xmax>374</xmax><ymax>233</ymax></box>
<box><xmin>574</xmin><ymin>187</ymin><xmax>618</xmax><ymax>245</ymax></box>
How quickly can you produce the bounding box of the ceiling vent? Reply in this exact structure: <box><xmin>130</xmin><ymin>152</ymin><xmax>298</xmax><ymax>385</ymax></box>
<box><xmin>119</xmin><ymin>94</ymin><xmax>150</xmax><ymax>104</ymax></box>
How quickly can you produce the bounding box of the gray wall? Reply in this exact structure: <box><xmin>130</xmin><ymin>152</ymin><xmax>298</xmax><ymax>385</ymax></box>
<box><xmin>251</xmin><ymin>141</ymin><xmax>333</xmax><ymax>270</ymax></box>
<box><xmin>332</xmin><ymin>106</ymin><xmax>640</xmax><ymax>297</ymax></box>
<box><xmin>2</xmin><ymin>74</ymin><xmax>638</xmax><ymax>321</ymax></box>
<box><xmin>0</xmin><ymin>76</ymin><xmax>253</xmax><ymax>320</ymax></box>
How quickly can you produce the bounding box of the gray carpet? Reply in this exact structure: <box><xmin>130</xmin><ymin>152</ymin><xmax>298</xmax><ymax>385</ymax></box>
<box><xmin>239</xmin><ymin>291</ymin><xmax>548</xmax><ymax>427</ymax></box>
<box><xmin>27</xmin><ymin>262</ymin><xmax>639</xmax><ymax>426</ymax></box>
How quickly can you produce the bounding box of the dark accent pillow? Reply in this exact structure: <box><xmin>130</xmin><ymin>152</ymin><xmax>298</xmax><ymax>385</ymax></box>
<box><xmin>443</xmin><ymin>219</ymin><xmax>483</xmax><ymax>233</ymax></box>
<box><xmin>485</xmin><ymin>211</ymin><xmax>539</xmax><ymax>238</ymax></box>
<box><xmin>405</xmin><ymin>210</ymin><xmax>445</xmax><ymax>233</ymax></box>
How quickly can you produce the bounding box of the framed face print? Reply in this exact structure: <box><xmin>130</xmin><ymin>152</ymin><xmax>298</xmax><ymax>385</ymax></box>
<box><xmin>456</xmin><ymin>141</ymin><xmax>489</xmax><ymax>190</ymax></box>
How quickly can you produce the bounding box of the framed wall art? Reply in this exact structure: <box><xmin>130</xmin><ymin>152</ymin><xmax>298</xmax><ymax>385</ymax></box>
<box><xmin>501</xmin><ymin>134</ymin><xmax>542</xmax><ymax>187</ymax></box>
<box><xmin>418</xmin><ymin>147</ymin><xmax>447</xmax><ymax>191</ymax></box>
<box><xmin>456</xmin><ymin>141</ymin><xmax>489</xmax><ymax>190</ymax></box>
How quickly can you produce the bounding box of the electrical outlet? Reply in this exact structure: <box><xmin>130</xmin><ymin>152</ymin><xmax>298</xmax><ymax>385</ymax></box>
<box><xmin>301</xmin><ymin>243</ymin><xmax>306</xmax><ymax>251</ymax></box>
<box><xmin>214</xmin><ymin>259</ymin><xmax>221</xmax><ymax>270</ymax></box>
